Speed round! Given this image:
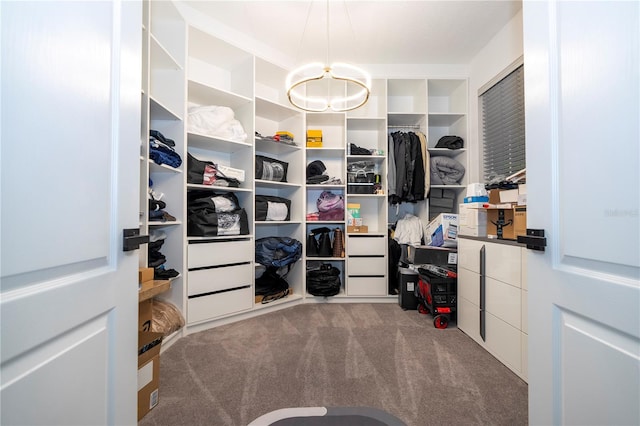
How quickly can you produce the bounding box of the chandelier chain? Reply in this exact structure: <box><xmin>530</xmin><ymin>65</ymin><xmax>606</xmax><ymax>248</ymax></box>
<box><xmin>326</xmin><ymin>0</ymin><xmax>330</xmax><ymax>66</ymax></box>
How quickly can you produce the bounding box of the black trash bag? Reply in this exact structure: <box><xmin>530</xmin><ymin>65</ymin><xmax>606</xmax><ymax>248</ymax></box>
<box><xmin>306</xmin><ymin>263</ymin><xmax>341</xmax><ymax>297</ymax></box>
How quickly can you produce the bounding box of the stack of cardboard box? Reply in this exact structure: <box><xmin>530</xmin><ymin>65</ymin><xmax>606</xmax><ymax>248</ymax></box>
<box><xmin>138</xmin><ymin>268</ymin><xmax>163</xmax><ymax>421</ymax></box>
<box><xmin>458</xmin><ymin>184</ymin><xmax>527</xmax><ymax>240</ymax></box>
<box><xmin>347</xmin><ymin>203</ymin><xmax>368</xmax><ymax>233</ymax></box>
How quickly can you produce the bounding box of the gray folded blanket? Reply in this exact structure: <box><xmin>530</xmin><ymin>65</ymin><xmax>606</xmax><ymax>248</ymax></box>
<box><xmin>430</xmin><ymin>156</ymin><xmax>465</xmax><ymax>185</ymax></box>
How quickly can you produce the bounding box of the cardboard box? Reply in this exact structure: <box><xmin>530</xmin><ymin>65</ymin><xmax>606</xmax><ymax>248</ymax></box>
<box><xmin>347</xmin><ymin>225</ymin><xmax>368</xmax><ymax>233</ymax></box>
<box><xmin>138</xmin><ymin>268</ymin><xmax>154</xmax><ymax>284</ymax></box>
<box><xmin>487</xmin><ymin>208</ymin><xmax>516</xmax><ymax>240</ymax></box>
<box><xmin>514</xmin><ymin>206</ymin><xmax>527</xmax><ymax>237</ymax></box>
<box><xmin>487</xmin><ymin>206</ymin><xmax>527</xmax><ymax>240</ymax></box>
<box><xmin>425</xmin><ymin>213</ymin><xmax>458</xmax><ymax>247</ymax></box>
<box><xmin>499</xmin><ymin>188</ymin><xmax>519</xmax><ymax>204</ymax></box>
<box><xmin>347</xmin><ymin>204</ymin><xmax>363</xmax><ymax>227</ymax></box>
<box><xmin>403</xmin><ymin>245</ymin><xmax>458</xmax><ymax>266</ymax></box>
<box><xmin>139</xmin><ymin>299</ymin><xmax>153</xmax><ymax>332</ymax></box>
<box><xmin>458</xmin><ymin>204</ymin><xmax>488</xmax><ymax>237</ymax></box>
<box><xmin>138</xmin><ymin>332</ymin><xmax>163</xmax><ymax>421</ymax></box>
<box><xmin>488</xmin><ymin>189</ymin><xmax>501</xmax><ymax>205</ymax></box>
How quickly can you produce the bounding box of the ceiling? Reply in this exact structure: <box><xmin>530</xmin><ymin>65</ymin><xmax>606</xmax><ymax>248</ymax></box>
<box><xmin>180</xmin><ymin>0</ymin><xmax>522</xmax><ymax>66</ymax></box>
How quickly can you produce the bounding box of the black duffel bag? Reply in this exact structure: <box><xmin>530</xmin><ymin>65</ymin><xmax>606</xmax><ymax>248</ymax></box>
<box><xmin>256</xmin><ymin>155</ymin><xmax>289</xmax><ymax>182</ymax></box>
<box><xmin>187</xmin><ymin>207</ymin><xmax>249</xmax><ymax>237</ymax></box>
<box><xmin>306</xmin><ymin>263</ymin><xmax>341</xmax><ymax>297</ymax></box>
<box><xmin>187</xmin><ymin>192</ymin><xmax>249</xmax><ymax>237</ymax></box>
<box><xmin>255</xmin><ymin>195</ymin><xmax>291</xmax><ymax>221</ymax></box>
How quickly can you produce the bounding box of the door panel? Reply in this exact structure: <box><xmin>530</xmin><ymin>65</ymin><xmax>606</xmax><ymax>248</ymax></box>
<box><xmin>2</xmin><ymin>315</ymin><xmax>110</xmax><ymax>426</ymax></box>
<box><xmin>0</xmin><ymin>1</ymin><xmax>141</xmax><ymax>424</ymax></box>
<box><xmin>558</xmin><ymin>308</ymin><xmax>639</xmax><ymax>426</ymax></box>
<box><xmin>523</xmin><ymin>1</ymin><xmax>640</xmax><ymax>424</ymax></box>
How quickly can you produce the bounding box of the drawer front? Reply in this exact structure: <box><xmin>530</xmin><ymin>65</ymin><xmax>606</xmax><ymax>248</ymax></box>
<box><xmin>188</xmin><ymin>239</ymin><xmax>252</xmax><ymax>269</ymax></box>
<box><xmin>458</xmin><ymin>268</ymin><xmax>480</xmax><ymax>305</ymax></box>
<box><xmin>486</xmin><ymin>277</ymin><xmax>521</xmax><ymax>329</ymax></box>
<box><xmin>485</xmin><ymin>243</ymin><xmax>521</xmax><ymax>287</ymax></box>
<box><xmin>458</xmin><ymin>238</ymin><xmax>484</xmax><ymax>273</ymax></box>
<box><xmin>521</xmin><ymin>332</ymin><xmax>528</xmax><ymax>382</ymax></box>
<box><xmin>347</xmin><ymin>256</ymin><xmax>386</xmax><ymax>276</ymax></box>
<box><xmin>347</xmin><ymin>235</ymin><xmax>386</xmax><ymax>256</ymax></box>
<box><xmin>485</xmin><ymin>312</ymin><xmax>522</xmax><ymax>373</ymax></box>
<box><xmin>521</xmin><ymin>289</ymin><xmax>528</xmax><ymax>334</ymax></box>
<box><xmin>521</xmin><ymin>248</ymin><xmax>528</xmax><ymax>291</ymax></box>
<box><xmin>187</xmin><ymin>286</ymin><xmax>252</xmax><ymax>324</ymax></box>
<box><xmin>187</xmin><ymin>263</ymin><xmax>252</xmax><ymax>296</ymax></box>
<box><xmin>458</xmin><ymin>297</ymin><xmax>482</xmax><ymax>344</ymax></box>
<box><xmin>347</xmin><ymin>276</ymin><xmax>387</xmax><ymax>296</ymax></box>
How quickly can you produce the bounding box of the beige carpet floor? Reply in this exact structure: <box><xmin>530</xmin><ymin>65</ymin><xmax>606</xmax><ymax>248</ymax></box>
<box><xmin>139</xmin><ymin>303</ymin><xmax>528</xmax><ymax>426</ymax></box>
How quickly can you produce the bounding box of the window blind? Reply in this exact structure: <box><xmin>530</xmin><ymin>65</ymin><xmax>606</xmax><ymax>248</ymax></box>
<box><xmin>481</xmin><ymin>65</ymin><xmax>525</xmax><ymax>181</ymax></box>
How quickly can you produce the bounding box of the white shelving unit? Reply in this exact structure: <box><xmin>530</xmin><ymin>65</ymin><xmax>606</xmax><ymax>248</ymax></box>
<box><xmin>344</xmin><ymin>79</ymin><xmax>391</xmax><ymax>297</ymax></box>
<box><xmin>140</xmin><ymin>0</ymin><xmax>186</xmax><ymax>345</ymax></box>
<box><xmin>184</xmin><ymin>25</ymin><xmax>255</xmax><ymax>326</ymax></box>
<box><xmin>386</xmin><ymin>78</ymin><xmax>469</xmax><ymax>227</ymax></box>
<box><xmin>142</xmin><ymin>8</ymin><xmax>470</xmax><ymax>337</ymax></box>
<box><xmin>304</xmin><ymin>111</ymin><xmax>347</xmax><ymax>298</ymax></box>
<box><xmin>427</xmin><ymin>79</ymin><xmax>469</xmax><ymax>219</ymax></box>
<box><xmin>254</xmin><ymin>58</ymin><xmax>305</xmax><ymax>305</ymax></box>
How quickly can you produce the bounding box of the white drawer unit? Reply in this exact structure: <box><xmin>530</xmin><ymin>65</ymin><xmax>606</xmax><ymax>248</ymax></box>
<box><xmin>345</xmin><ymin>234</ymin><xmax>387</xmax><ymax>297</ymax></box>
<box><xmin>347</xmin><ymin>257</ymin><xmax>386</xmax><ymax>276</ymax></box>
<box><xmin>347</xmin><ymin>235</ymin><xmax>386</xmax><ymax>255</ymax></box>
<box><xmin>187</xmin><ymin>238</ymin><xmax>254</xmax><ymax>324</ymax></box>
<box><xmin>457</xmin><ymin>237</ymin><xmax>528</xmax><ymax>382</ymax></box>
<box><xmin>347</xmin><ymin>276</ymin><xmax>387</xmax><ymax>296</ymax></box>
<box><xmin>188</xmin><ymin>238</ymin><xmax>253</xmax><ymax>269</ymax></box>
<box><xmin>187</xmin><ymin>263</ymin><xmax>252</xmax><ymax>296</ymax></box>
<box><xmin>187</xmin><ymin>286</ymin><xmax>253</xmax><ymax>324</ymax></box>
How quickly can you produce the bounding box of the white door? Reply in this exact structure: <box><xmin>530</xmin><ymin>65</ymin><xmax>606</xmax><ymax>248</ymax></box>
<box><xmin>523</xmin><ymin>1</ymin><xmax>639</xmax><ymax>425</ymax></box>
<box><xmin>1</xmin><ymin>1</ymin><xmax>141</xmax><ymax>425</ymax></box>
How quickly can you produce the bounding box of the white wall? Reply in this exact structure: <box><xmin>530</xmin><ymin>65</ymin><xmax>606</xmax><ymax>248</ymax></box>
<box><xmin>467</xmin><ymin>9</ymin><xmax>524</xmax><ymax>182</ymax></box>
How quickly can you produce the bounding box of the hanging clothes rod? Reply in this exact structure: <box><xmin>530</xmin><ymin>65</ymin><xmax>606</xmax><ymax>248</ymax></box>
<box><xmin>388</xmin><ymin>125</ymin><xmax>422</xmax><ymax>129</ymax></box>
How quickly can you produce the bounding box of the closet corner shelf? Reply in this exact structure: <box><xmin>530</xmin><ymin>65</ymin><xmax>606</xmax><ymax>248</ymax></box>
<box><xmin>427</xmin><ymin>148</ymin><xmax>467</xmax><ymax>157</ymax></box>
<box><xmin>150</xmin><ymin>96</ymin><xmax>182</xmax><ymax>121</ymax></box>
<box><xmin>255</xmin><ymin>220</ymin><xmax>302</xmax><ymax>225</ymax></box>
<box><xmin>306</xmin><ymin>184</ymin><xmax>346</xmax><ymax>190</ymax></box>
<box><xmin>187</xmin><ymin>132</ymin><xmax>253</xmax><ymax>152</ymax></box>
<box><xmin>306</xmin><ymin>147</ymin><xmax>345</xmax><ymax>152</ymax></box>
<box><xmin>347</xmin><ymin>155</ymin><xmax>386</xmax><ymax>160</ymax></box>
<box><xmin>430</xmin><ymin>184</ymin><xmax>465</xmax><ymax>189</ymax></box>
<box><xmin>149</xmin><ymin>220</ymin><xmax>183</xmax><ymax>227</ymax></box>
<box><xmin>187</xmin><ymin>234</ymin><xmax>253</xmax><ymax>242</ymax></box>
<box><xmin>255</xmin><ymin>138</ymin><xmax>302</xmax><ymax>153</ymax></box>
<box><xmin>346</xmin><ymin>193</ymin><xmax>387</xmax><ymax>198</ymax></box>
<box><xmin>254</xmin><ymin>291</ymin><xmax>303</xmax><ymax>308</ymax></box>
<box><xmin>187</xmin><ymin>183</ymin><xmax>253</xmax><ymax>193</ymax></box>
<box><xmin>139</xmin><ymin>279</ymin><xmax>172</xmax><ymax>302</ymax></box>
<box><xmin>306</xmin><ymin>256</ymin><xmax>345</xmax><ymax>261</ymax></box>
<box><xmin>255</xmin><ymin>180</ymin><xmax>301</xmax><ymax>189</ymax></box>
<box><xmin>187</xmin><ymin>79</ymin><xmax>253</xmax><ymax>109</ymax></box>
<box><xmin>149</xmin><ymin>160</ymin><xmax>183</xmax><ymax>173</ymax></box>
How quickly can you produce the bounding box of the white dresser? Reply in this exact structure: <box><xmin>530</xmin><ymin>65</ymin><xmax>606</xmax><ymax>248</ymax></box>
<box><xmin>346</xmin><ymin>234</ymin><xmax>388</xmax><ymax>296</ymax></box>
<box><xmin>187</xmin><ymin>239</ymin><xmax>253</xmax><ymax>324</ymax></box>
<box><xmin>457</xmin><ymin>236</ymin><xmax>528</xmax><ymax>382</ymax></box>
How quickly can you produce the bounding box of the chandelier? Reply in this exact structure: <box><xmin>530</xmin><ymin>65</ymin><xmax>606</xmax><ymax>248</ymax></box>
<box><xmin>285</xmin><ymin>1</ymin><xmax>371</xmax><ymax>113</ymax></box>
